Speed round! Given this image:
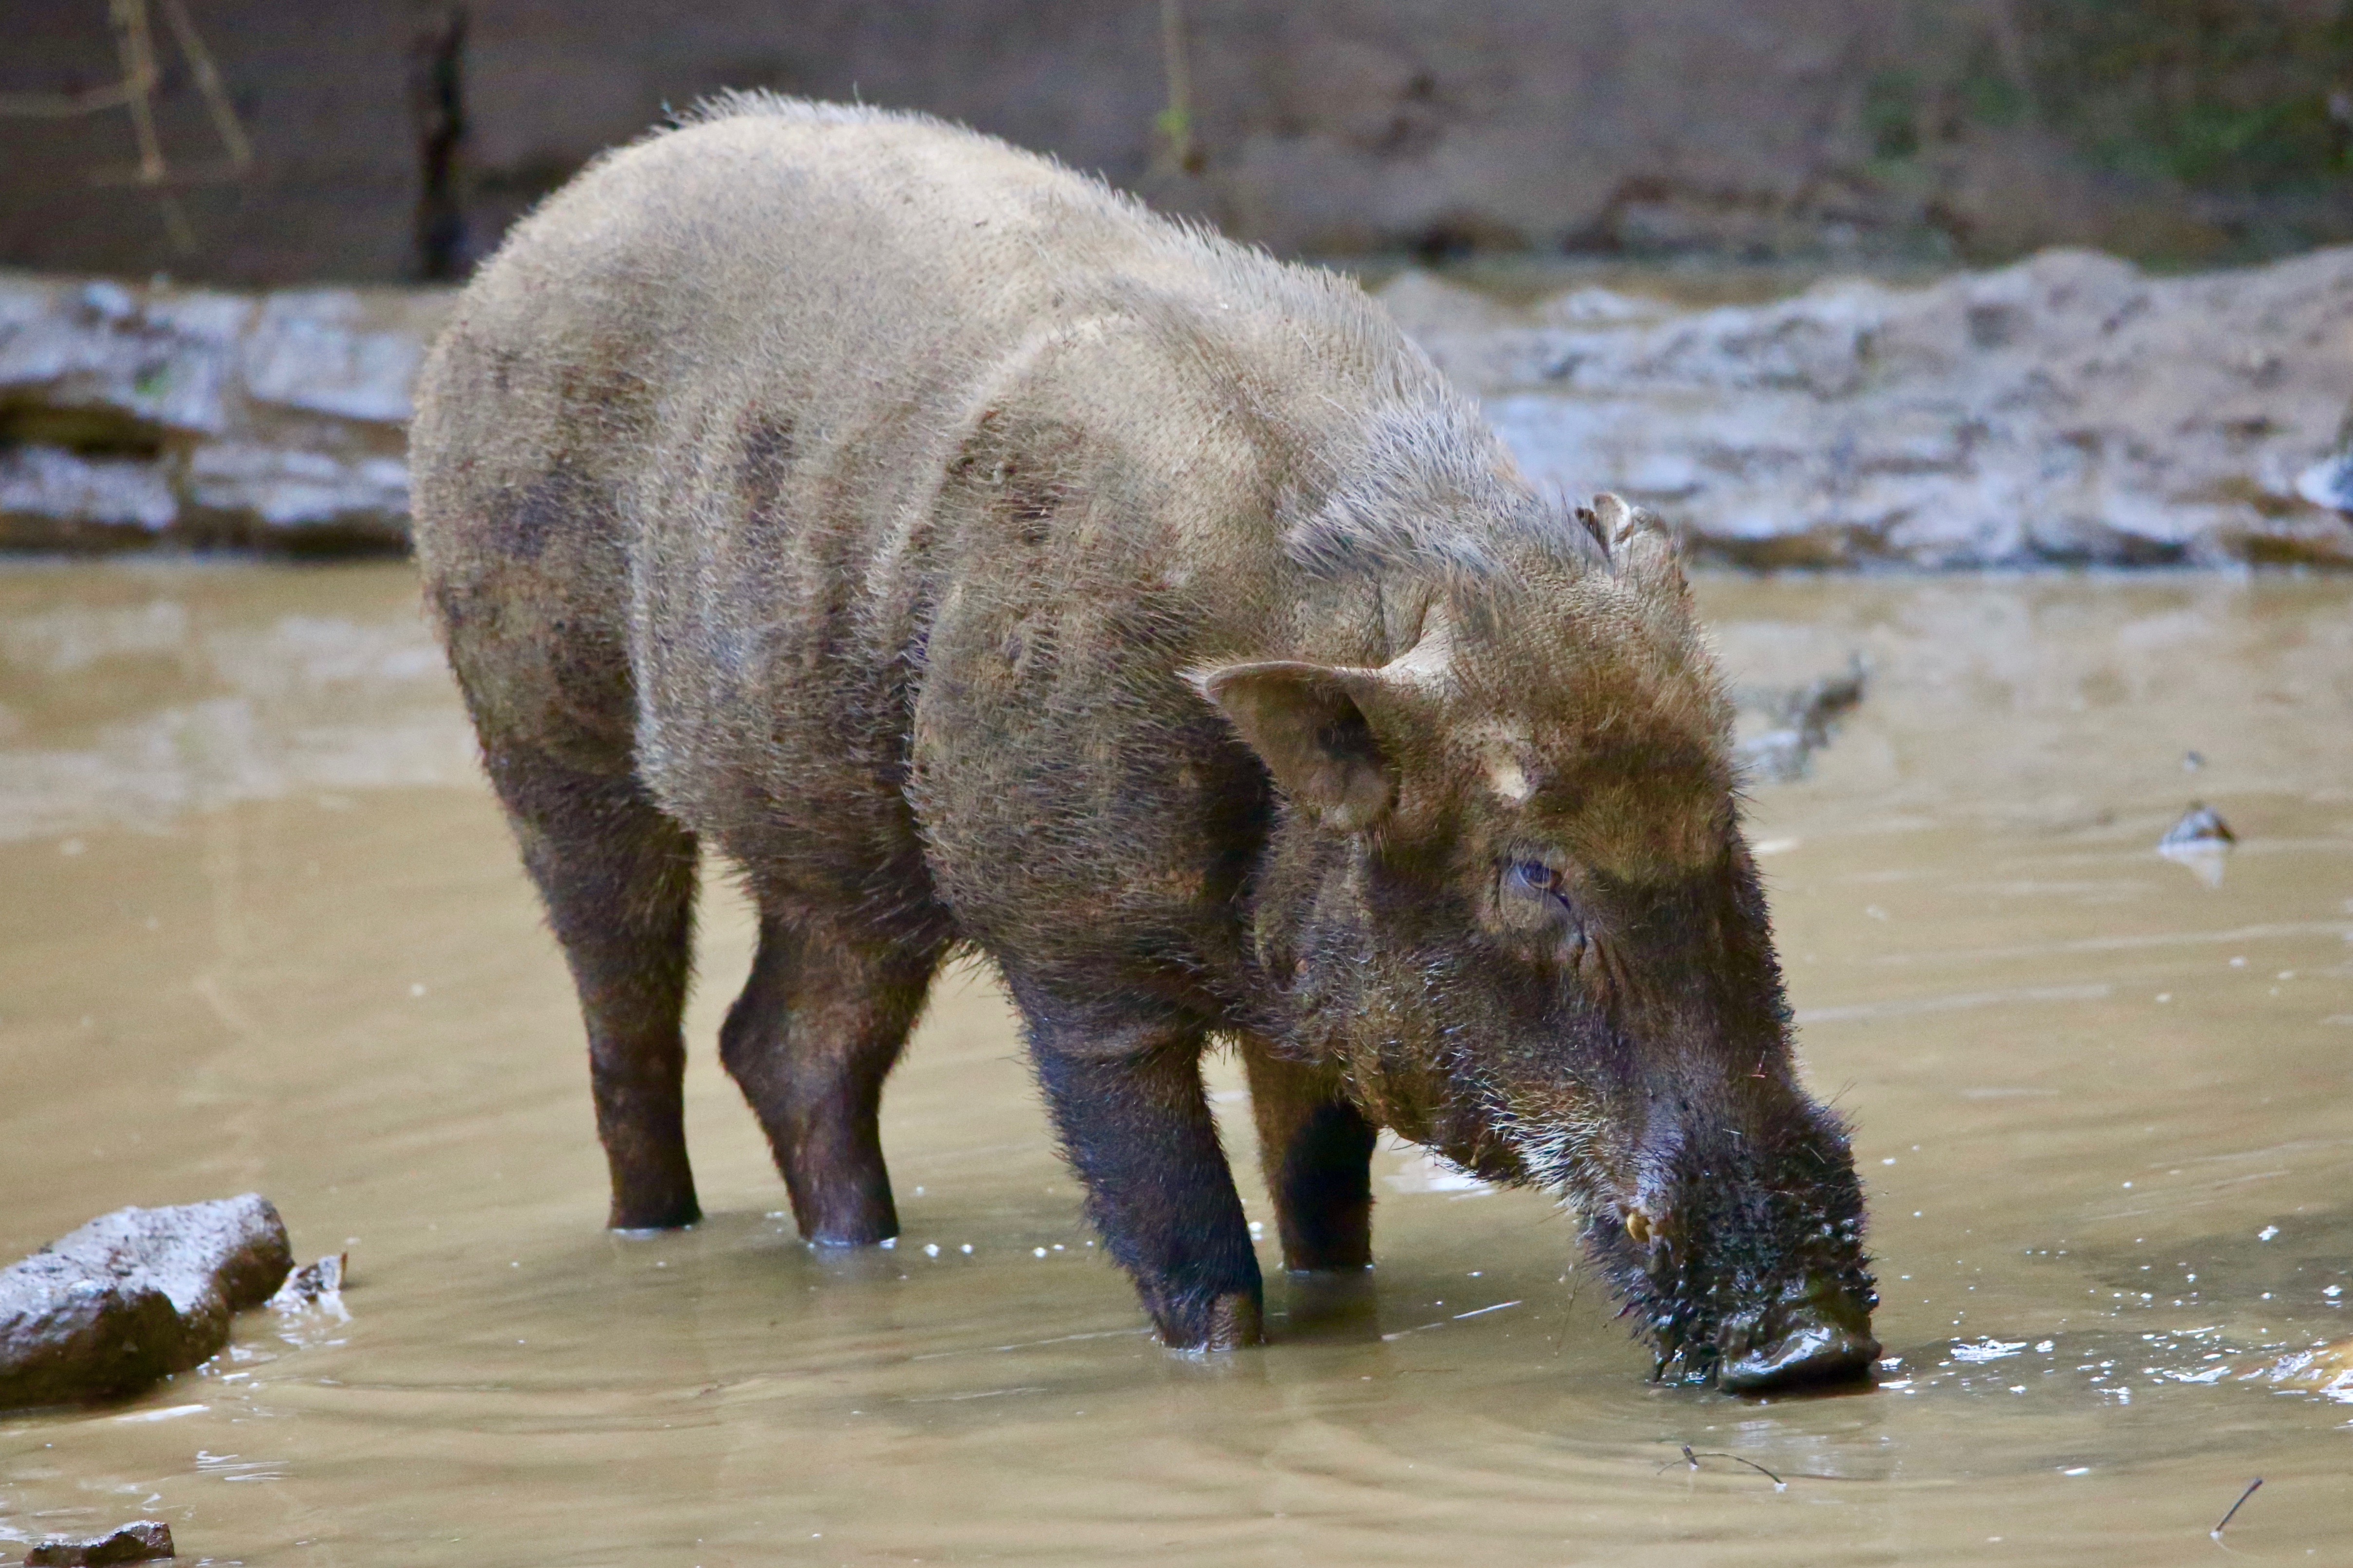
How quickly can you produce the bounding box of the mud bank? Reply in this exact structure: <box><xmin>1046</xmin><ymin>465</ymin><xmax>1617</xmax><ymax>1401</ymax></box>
<box><xmin>5</xmin><ymin>249</ymin><xmax>2351</xmax><ymax>564</ymax></box>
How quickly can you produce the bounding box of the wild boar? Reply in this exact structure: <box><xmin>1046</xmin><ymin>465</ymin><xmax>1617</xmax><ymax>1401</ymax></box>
<box><xmin>409</xmin><ymin>94</ymin><xmax>1878</xmax><ymax>1390</ymax></box>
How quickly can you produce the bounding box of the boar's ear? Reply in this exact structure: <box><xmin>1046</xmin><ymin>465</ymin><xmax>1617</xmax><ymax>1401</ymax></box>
<box><xmin>1192</xmin><ymin>661</ymin><xmax>1404</xmax><ymax>831</ymax></box>
<box><xmin>1580</xmin><ymin>491</ymin><xmax>1688</xmax><ymax>605</ymax></box>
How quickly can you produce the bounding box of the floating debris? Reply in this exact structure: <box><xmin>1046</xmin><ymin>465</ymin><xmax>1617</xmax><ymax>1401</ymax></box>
<box><xmin>1661</xmin><ymin>1443</ymin><xmax>1787</xmax><ymax>1490</ymax></box>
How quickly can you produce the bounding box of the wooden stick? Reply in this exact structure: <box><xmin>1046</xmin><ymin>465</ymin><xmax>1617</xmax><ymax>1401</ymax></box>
<box><xmin>109</xmin><ymin>0</ymin><xmax>169</xmax><ymax>185</ymax></box>
<box><xmin>1661</xmin><ymin>1443</ymin><xmax>1788</xmax><ymax>1489</ymax></box>
<box><xmin>2211</xmin><ymin>1478</ymin><xmax>2262</xmax><ymax>1538</ymax></box>
<box><xmin>158</xmin><ymin>0</ymin><xmax>252</xmax><ymax>169</ymax></box>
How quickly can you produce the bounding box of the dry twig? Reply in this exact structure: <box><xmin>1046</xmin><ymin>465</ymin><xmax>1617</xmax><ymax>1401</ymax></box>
<box><xmin>2211</xmin><ymin>1478</ymin><xmax>2262</xmax><ymax>1538</ymax></box>
<box><xmin>1660</xmin><ymin>1443</ymin><xmax>1788</xmax><ymax>1490</ymax></box>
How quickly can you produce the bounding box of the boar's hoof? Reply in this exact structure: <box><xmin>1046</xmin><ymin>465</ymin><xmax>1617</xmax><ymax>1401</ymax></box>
<box><xmin>1160</xmin><ymin>1290</ymin><xmax>1264</xmax><ymax>1352</ymax></box>
<box><xmin>1716</xmin><ymin>1283</ymin><xmax>1880</xmax><ymax>1393</ymax></box>
<box><xmin>605</xmin><ymin>1193</ymin><xmax>701</xmax><ymax>1234</ymax></box>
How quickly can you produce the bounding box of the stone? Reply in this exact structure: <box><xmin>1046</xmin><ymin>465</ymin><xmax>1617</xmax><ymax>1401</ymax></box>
<box><xmin>6</xmin><ymin>243</ymin><xmax>2353</xmax><ymax>565</ymax></box>
<box><xmin>2157</xmin><ymin>802</ymin><xmax>2236</xmax><ymax>888</ymax></box>
<box><xmin>22</xmin><ymin>1521</ymin><xmax>175</xmax><ymax>1566</ymax></box>
<box><xmin>0</xmin><ymin>1195</ymin><xmax>293</xmax><ymax>1410</ymax></box>
<box><xmin>0</xmin><ymin>447</ymin><xmax>179</xmax><ymax>536</ymax></box>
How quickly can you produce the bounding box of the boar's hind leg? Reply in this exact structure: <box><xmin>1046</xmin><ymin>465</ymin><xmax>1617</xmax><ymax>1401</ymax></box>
<box><xmin>719</xmin><ymin>911</ymin><xmax>943</xmax><ymax>1246</ymax></box>
<box><xmin>487</xmin><ymin>744</ymin><xmax>701</xmax><ymax>1232</ymax></box>
<box><xmin>1012</xmin><ymin>983</ymin><xmax>1264</xmax><ymax>1351</ymax></box>
<box><xmin>1240</xmin><ymin>1043</ymin><xmax>1377</xmax><ymax>1273</ymax></box>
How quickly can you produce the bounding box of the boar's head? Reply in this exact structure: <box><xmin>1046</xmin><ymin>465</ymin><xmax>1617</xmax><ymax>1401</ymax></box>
<box><xmin>1199</xmin><ymin>490</ymin><xmax>1877</xmax><ymax>1392</ymax></box>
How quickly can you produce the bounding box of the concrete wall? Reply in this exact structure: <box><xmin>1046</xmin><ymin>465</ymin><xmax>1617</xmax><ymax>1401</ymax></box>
<box><xmin>2</xmin><ymin>0</ymin><xmax>2350</xmax><ymax>286</ymax></box>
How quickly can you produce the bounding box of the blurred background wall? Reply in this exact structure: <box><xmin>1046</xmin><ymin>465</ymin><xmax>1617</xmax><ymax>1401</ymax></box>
<box><xmin>4</xmin><ymin>0</ymin><xmax>2351</xmax><ymax>286</ymax></box>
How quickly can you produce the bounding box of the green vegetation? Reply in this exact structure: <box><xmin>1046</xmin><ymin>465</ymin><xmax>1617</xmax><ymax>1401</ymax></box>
<box><xmin>2019</xmin><ymin>0</ymin><xmax>2353</xmax><ymax>191</ymax></box>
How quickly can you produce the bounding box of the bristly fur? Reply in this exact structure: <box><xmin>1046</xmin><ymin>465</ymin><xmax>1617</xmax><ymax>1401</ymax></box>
<box><xmin>1278</xmin><ymin>392</ymin><xmax>1611</xmax><ymax>586</ymax></box>
<box><xmin>408</xmin><ymin>94</ymin><xmax>1877</xmax><ymax>1374</ymax></box>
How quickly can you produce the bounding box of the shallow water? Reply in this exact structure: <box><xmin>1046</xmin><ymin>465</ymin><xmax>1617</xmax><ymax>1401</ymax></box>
<box><xmin>1</xmin><ymin>562</ymin><xmax>2349</xmax><ymax>1567</ymax></box>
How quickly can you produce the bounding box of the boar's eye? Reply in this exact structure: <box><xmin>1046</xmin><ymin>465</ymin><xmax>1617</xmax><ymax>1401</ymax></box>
<box><xmin>1504</xmin><ymin>860</ymin><xmax>1563</xmax><ymax>900</ymax></box>
<box><xmin>1499</xmin><ymin>859</ymin><xmax>1575</xmax><ymax>933</ymax></box>
<box><xmin>1499</xmin><ymin>859</ymin><xmax>1595</xmax><ymax>971</ymax></box>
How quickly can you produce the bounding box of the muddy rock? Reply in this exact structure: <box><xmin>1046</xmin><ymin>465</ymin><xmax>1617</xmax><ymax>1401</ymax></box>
<box><xmin>21</xmin><ymin>1521</ymin><xmax>175</xmax><ymax>1566</ymax></box>
<box><xmin>0</xmin><ymin>1195</ymin><xmax>293</xmax><ymax>1409</ymax></box>
<box><xmin>1394</xmin><ymin>246</ymin><xmax>2353</xmax><ymax>568</ymax></box>
<box><xmin>0</xmin><ymin>273</ymin><xmax>451</xmax><ymax>551</ymax></box>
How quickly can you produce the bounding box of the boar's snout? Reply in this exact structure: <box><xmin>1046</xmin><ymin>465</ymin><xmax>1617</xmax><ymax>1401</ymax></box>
<box><xmin>1594</xmin><ymin>1095</ymin><xmax>1878</xmax><ymax>1393</ymax></box>
<box><xmin>1713</xmin><ymin>1272</ymin><xmax>1880</xmax><ymax>1393</ymax></box>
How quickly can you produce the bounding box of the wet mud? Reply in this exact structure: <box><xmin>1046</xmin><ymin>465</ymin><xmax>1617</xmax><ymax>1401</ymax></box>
<box><xmin>0</xmin><ymin>562</ymin><xmax>2349</xmax><ymax>1564</ymax></box>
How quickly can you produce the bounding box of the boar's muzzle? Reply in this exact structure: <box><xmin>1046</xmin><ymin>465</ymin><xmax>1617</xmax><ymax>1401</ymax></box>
<box><xmin>1627</xmin><ymin>1219</ymin><xmax>1880</xmax><ymax>1393</ymax></box>
<box><xmin>1589</xmin><ymin>1089</ymin><xmax>1879</xmax><ymax>1394</ymax></box>
<box><xmin>1711</xmin><ymin>1271</ymin><xmax>1881</xmax><ymax>1392</ymax></box>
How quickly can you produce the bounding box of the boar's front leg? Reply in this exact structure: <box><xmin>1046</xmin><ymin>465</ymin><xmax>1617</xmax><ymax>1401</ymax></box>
<box><xmin>1012</xmin><ymin>982</ymin><xmax>1263</xmax><ymax>1350</ymax></box>
<box><xmin>1239</xmin><ymin>1042</ymin><xmax>1377</xmax><ymax>1273</ymax></box>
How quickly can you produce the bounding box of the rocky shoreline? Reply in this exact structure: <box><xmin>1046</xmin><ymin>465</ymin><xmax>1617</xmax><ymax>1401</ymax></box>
<box><xmin>1391</xmin><ymin>247</ymin><xmax>2353</xmax><ymax>567</ymax></box>
<box><xmin>4</xmin><ymin>249</ymin><xmax>2350</xmax><ymax>565</ymax></box>
<box><xmin>0</xmin><ymin>274</ymin><xmax>447</xmax><ymax>553</ymax></box>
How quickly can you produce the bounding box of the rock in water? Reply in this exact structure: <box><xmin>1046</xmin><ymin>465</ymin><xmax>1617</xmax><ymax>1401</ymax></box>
<box><xmin>2159</xmin><ymin>802</ymin><xmax>2237</xmax><ymax>849</ymax></box>
<box><xmin>0</xmin><ymin>1195</ymin><xmax>293</xmax><ymax>1409</ymax></box>
<box><xmin>23</xmin><ymin>1521</ymin><xmax>175</xmax><ymax>1565</ymax></box>
<box><xmin>1735</xmin><ymin>657</ymin><xmax>1868</xmax><ymax>783</ymax></box>
<box><xmin>2157</xmin><ymin>802</ymin><xmax>2236</xmax><ymax>888</ymax></box>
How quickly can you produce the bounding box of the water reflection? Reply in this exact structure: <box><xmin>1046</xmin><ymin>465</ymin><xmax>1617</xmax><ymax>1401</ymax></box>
<box><xmin>0</xmin><ymin>563</ymin><xmax>473</xmax><ymax>842</ymax></box>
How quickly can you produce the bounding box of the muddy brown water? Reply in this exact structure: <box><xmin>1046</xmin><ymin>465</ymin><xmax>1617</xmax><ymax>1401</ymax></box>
<box><xmin>1</xmin><ymin>562</ymin><xmax>2348</xmax><ymax>1566</ymax></box>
